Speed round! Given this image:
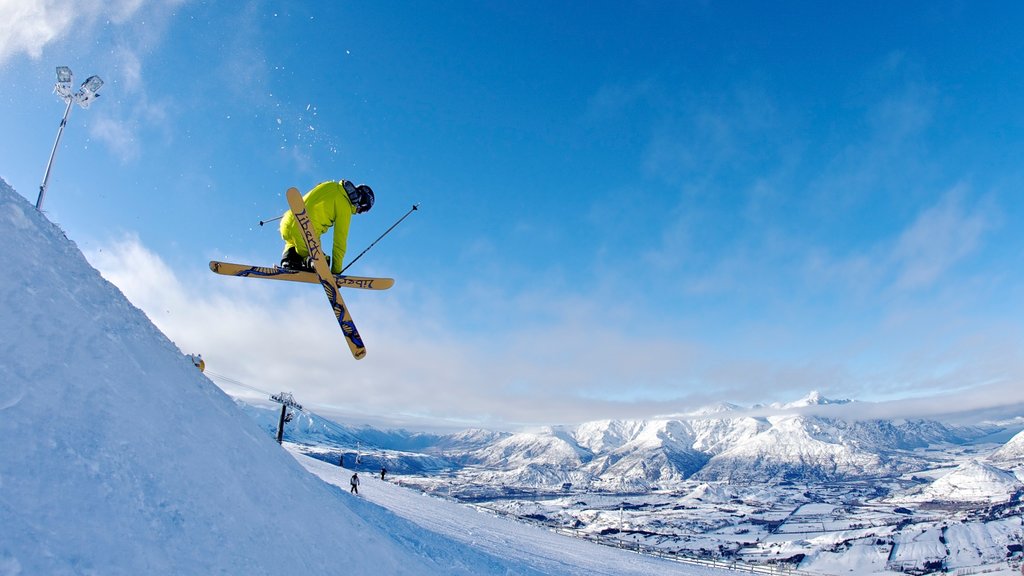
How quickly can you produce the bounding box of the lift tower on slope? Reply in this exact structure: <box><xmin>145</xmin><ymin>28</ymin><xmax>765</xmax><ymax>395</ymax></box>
<box><xmin>270</xmin><ymin>392</ymin><xmax>303</xmax><ymax>444</ymax></box>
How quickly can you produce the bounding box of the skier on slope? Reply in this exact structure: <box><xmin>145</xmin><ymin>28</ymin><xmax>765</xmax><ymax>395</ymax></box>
<box><xmin>350</xmin><ymin>472</ymin><xmax>360</xmax><ymax>494</ymax></box>
<box><xmin>279</xmin><ymin>180</ymin><xmax>375</xmax><ymax>274</ymax></box>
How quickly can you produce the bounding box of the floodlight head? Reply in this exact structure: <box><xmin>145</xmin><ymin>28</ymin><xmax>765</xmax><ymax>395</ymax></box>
<box><xmin>81</xmin><ymin>75</ymin><xmax>103</xmax><ymax>94</ymax></box>
<box><xmin>55</xmin><ymin>66</ymin><xmax>74</xmax><ymax>100</ymax></box>
<box><xmin>76</xmin><ymin>75</ymin><xmax>103</xmax><ymax>108</ymax></box>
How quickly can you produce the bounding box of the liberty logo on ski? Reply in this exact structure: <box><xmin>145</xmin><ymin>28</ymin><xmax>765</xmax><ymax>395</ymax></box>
<box><xmin>209</xmin><ymin>261</ymin><xmax>395</xmax><ymax>290</ymax></box>
<box><xmin>286</xmin><ymin>187</ymin><xmax>367</xmax><ymax>359</ymax></box>
<box><xmin>294</xmin><ymin>205</ymin><xmax>322</xmax><ymax>261</ymax></box>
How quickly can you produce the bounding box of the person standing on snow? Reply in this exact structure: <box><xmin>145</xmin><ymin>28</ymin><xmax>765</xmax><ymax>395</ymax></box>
<box><xmin>350</xmin><ymin>472</ymin><xmax>360</xmax><ymax>494</ymax></box>
<box><xmin>279</xmin><ymin>180</ymin><xmax>375</xmax><ymax>274</ymax></box>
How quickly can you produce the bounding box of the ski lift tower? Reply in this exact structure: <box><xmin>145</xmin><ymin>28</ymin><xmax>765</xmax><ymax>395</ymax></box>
<box><xmin>36</xmin><ymin>66</ymin><xmax>104</xmax><ymax>211</ymax></box>
<box><xmin>270</xmin><ymin>392</ymin><xmax>303</xmax><ymax>444</ymax></box>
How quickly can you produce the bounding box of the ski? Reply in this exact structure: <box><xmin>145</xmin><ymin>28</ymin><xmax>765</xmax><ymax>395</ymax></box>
<box><xmin>286</xmin><ymin>187</ymin><xmax>367</xmax><ymax>360</ymax></box>
<box><xmin>209</xmin><ymin>261</ymin><xmax>394</xmax><ymax>291</ymax></box>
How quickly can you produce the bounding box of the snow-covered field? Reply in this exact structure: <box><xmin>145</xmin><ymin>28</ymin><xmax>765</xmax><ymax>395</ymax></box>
<box><xmin>295</xmin><ymin>448</ymin><xmax>735</xmax><ymax>576</ymax></box>
<box><xmin>418</xmin><ymin>457</ymin><xmax>1023</xmax><ymax>575</ymax></box>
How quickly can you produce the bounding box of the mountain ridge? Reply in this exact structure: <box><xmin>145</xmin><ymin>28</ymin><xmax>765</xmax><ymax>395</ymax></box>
<box><xmin>246</xmin><ymin>395</ymin><xmax>1008</xmax><ymax>489</ymax></box>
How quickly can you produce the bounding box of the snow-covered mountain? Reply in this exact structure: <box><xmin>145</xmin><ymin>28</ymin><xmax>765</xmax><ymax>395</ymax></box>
<box><xmin>679</xmin><ymin>482</ymin><xmax>738</xmax><ymax>504</ymax></box>
<box><xmin>433</xmin><ymin>427</ymin><xmax>512</xmax><ymax>452</ymax></box>
<box><xmin>581</xmin><ymin>419</ymin><xmax>710</xmax><ymax>491</ymax></box>
<box><xmin>990</xmin><ymin>429</ymin><xmax>1024</xmax><ymax>462</ymax></box>
<box><xmin>264</xmin><ymin>393</ymin><xmax>998</xmax><ymax>489</ymax></box>
<box><xmin>914</xmin><ymin>460</ymin><xmax>1023</xmax><ymax>504</ymax></box>
<box><xmin>693</xmin><ymin>414</ymin><xmax>888</xmax><ymax>481</ymax></box>
<box><xmin>467</xmin><ymin>427</ymin><xmax>592</xmax><ymax>469</ymax></box>
<box><xmin>776</xmin><ymin>389</ymin><xmax>853</xmax><ymax>409</ymax></box>
<box><xmin>530</xmin><ymin>412</ymin><xmax>985</xmax><ymax>486</ymax></box>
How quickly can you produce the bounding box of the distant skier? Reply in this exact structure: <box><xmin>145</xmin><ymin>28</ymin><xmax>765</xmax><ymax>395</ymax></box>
<box><xmin>279</xmin><ymin>180</ymin><xmax>375</xmax><ymax>274</ymax></box>
<box><xmin>380</xmin><ymin>467</ymin><xmax>387</xmax><ymax>481</ymax></box>
<box><xmin>350</xmin><ymin>472</ymin><xmax>360</xmax><ymax>494</ymax></box>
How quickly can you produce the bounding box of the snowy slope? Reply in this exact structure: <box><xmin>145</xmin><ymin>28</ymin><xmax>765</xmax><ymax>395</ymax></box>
<box><xmin>917</xmin><ymin>460</ymin><xmax>1022</xmax><ymax>504</ymax></box>
<box><xmin>0</xmin><ymin>180</ymin><xmax>551</xmax><ymax>575</ymax></box>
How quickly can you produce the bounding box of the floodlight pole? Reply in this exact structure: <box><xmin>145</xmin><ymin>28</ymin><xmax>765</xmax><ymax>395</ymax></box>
<box><xmin>36</xmin><ymin>66</ymin><xmax>103</xmax><ymax>211</ymax></box>
<box><xmin>37</xmin><ymin>97</ymin><xmax>76</xmax><ymax>210</ymax></box>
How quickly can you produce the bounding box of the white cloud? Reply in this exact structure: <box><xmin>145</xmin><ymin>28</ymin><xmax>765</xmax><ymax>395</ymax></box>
<box><xmin>0</xmin><ymin>0</ymin><xmax>75</xmax><ymax>64</ymax></box>
<box><xmin>726</xmin><ymin>390</ymin><xmax>1024</xmax><ymax>425</ymax></box>
<box><xmin>90</xmin><ymin>115</ymin><xmax>140</xmax><ymax>161</ymax></box>
<box><xmin>802</xmin><ymin>185</ymin><xmax>998</xmax><ymax>296</ymax></box>
<box><xmin>113</xmin><ymin>45</ymin><xmax>143</xmax><ymax>93</ymax></box>
<box><xmin>891</xmin><ymin>186</ymin><xmax>995</xmax><ymax>291</ymax></box>
<box><xmin>0</xmin><ymin>0</ymin><xmax>163</xmax><ymax>66</ymax></box>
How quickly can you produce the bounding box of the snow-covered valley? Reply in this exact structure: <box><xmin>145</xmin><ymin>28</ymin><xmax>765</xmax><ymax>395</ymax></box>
<box><xmin>239</xmin><ymin>398</ymin><xmax>1024</xmax><ymax>575</ymax></box>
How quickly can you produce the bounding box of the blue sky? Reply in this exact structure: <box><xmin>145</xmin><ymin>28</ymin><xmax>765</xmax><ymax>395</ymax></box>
<box><xmin>2</xmin><ymin>1</ymin><xmax>1023</xmax><ymax>430</ymax></box>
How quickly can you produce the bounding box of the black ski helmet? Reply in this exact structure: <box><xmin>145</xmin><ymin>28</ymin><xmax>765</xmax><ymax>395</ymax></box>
<box><xmin>355</xmin><ymin>184</ymin><xmax>374</xmax><ymax>213</ymax></box>
<box><xmin>343</xmin><ymin>180</ymin><xmax>375</xmax><ymax>214</ymax></box>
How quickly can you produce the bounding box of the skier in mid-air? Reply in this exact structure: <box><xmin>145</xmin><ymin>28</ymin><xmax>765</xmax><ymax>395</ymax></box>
<box><xmin>279</xmin><ymin>180</ymin><xmax>375</xmax><ymax>274</ymax></box>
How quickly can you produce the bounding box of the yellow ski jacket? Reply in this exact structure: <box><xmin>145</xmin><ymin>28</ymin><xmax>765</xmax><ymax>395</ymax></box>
<box><xmin>279</xmin><ymin>181</ymin><xmax>356</xmax><ymax>274</ymax></box>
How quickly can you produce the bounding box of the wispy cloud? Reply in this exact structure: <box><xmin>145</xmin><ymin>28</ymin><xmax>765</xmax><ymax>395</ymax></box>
<box><xmin>90</xmin><ymin>116</ymin><xmax>140</xmax><ymax>162</ymax></box>
<box><xmin>890</xmin><ymin>186</ymin><xmax>995</xmax><ymax>291</ymax></box>
<box><xmin>803</xmin><ymin>185</ymin><xmax>998</xmax><ymax>294</ymax></box>
<box><xmin>717</xmin><ymin>390</ymin><xmax>1024</xmax><ymax>425</ymax></box>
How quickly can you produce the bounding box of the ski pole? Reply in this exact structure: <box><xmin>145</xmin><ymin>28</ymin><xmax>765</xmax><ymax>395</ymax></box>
<box><xmin>258</xmin><ymin>215</ymin><xmax>283</xmax><ymax>227</ymax></box>
<box><xmin>341</xmin><ymin>203</ymin><xmax>420</xmax><ymax>273</ymax></box>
